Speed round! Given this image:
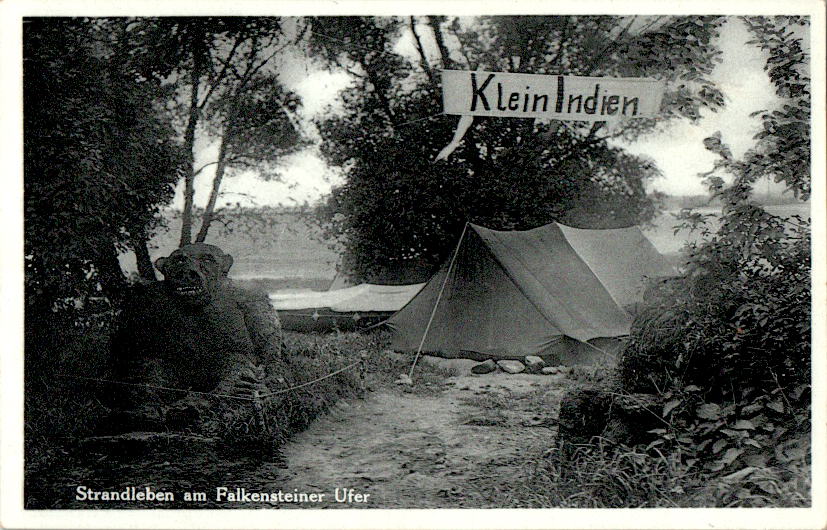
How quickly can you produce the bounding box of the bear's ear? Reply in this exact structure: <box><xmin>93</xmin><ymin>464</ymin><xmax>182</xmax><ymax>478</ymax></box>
<box><xmin>154</xmin><ymin>256</ymin><xmax>168</xmax><ymax>275</ymax></box>
<box><xmin>221</xmin><ymin>253</ymin><xmax>234</xmax><ymax>275</ymax></box>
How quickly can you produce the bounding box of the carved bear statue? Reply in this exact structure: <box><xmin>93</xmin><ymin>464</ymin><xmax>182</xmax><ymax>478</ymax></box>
<box><xmin>105</xmin><ymin>243</ymin><xmax>284</xmax><ymax>431</ymax></box>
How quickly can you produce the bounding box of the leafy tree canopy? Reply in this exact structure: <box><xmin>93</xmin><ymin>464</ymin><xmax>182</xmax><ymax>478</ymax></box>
<box><xmin>305</xmin><ymin>16</ymin><xmax>727</xmax><ymax>282</ymax></box>
<box><xmin>24</xmin><ymin>18</ymin><xmax>183</xmax><ymax>312</ymax></box>
<box><xmin>121</xmin><ymin>17</ymin><xmax>308</xmax><ymax>245</ymax></box>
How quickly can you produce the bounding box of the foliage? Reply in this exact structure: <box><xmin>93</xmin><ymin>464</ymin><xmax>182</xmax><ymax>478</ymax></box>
<box><xmin>612</xmin><ymin>16</ymin><xmax>811</xmax><ymax>501</ymax></box>
<box><xmin>25</xmin><ymin>329</ymin><xmax>380</xmax><ymax>507</ymax></box>
<box><xmin>194</xmin><ymin>331</ymin><xmax>374</xmax><ymax>451</ymax></box>
<box><xmin>531</xmin><ymin>438</ymin><xmax>697</xmax><ymax>507</ymax></box>
<box><xmin>520</xmin><ymin>432</ymin><xmax>808</xmax><ymax>507</ymax></box>
<box><xmin>742</xmin><ymin>16</ymin><xmax>810</xmax><ymax>199</ymax></box>
<box><xmin>24</xmin><ymin>325</ymin><xmax>458</xmax><ymax>505</ymax></box>
<box><xmin>24</xmin><ymin>18</ymin><xmax>183</xmax><ymax>319</ymax></box>
<box><xmin>307</xmin><ymin>16</ymin><xmax>726</xmax><ymax>282</ymax></box>
<box><xmin>124</xmin><ymin>17</ymin><xmax>307</xmax><ymax>245</ymax></box>
<box><xmin>619</xmin><ymin>218</ymin><xmax>809</xmax><ymax>396</ymax></box>
<box><xmin>619</xmin><ymin>15</ymin><xmax>811</xmax><ymax>396</ymax></box>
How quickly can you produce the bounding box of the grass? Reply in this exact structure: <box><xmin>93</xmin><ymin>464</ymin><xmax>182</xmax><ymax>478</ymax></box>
<box><xmin>515</xmin><ymin>438</ymin><xmax>699</xmax><ymax>508</ymax></box>
<box><xmin>497</xmin><ymin>386</ymin><xmax>810</xmax><ymax>507</ymax></box>
<box><xmin>25</xmin><ymin>307</ymin><xmax>811</xmax><ymax>509</ymax></box>
<box><xmin>504</xmin><ymin>435</ymin><xmax>811</xmax><ymax>508</ymax></box>
<box><xmin>283</xmin><ymin>330</ymin><xmax>459</xmax><ymax>393</ymax></box>
<box><xmin>24</xmin><ymin>325</ymin><xmax>450</xmax><ymax>478</ymax></box>
<box><xmin>447</xmin><ymin>360</ymin><xmax>810</xmax><ymax>508</ymax></box>
<box><xmin>24</xmin><ymin>322</ymin><xmax>453</xmax><ymax>508</ymax></box>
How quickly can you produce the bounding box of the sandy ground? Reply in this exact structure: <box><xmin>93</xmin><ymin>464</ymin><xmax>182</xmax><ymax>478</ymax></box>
<box><xmin>277</xmin><ymin>358</ymin><xmax>568</xmax><ymax>509</ymax></box>
<box><xmin>25</xmin><ymin>358</ymin><xmax>571</xmax><ymax>509</ymax></box>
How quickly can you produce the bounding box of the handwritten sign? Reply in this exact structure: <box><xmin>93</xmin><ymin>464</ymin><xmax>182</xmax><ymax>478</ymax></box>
<box><xmin>441</xmin><ymin>70</ymin><xmax>665</xmax><ymax>122</ymax></box>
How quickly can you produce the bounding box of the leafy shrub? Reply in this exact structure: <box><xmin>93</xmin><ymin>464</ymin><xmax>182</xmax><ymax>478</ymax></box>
<box><xmin>574</xmin><ymin>16</ymin><xmax>812</xmax><ymax>503</ymax></box>
<box><xmin>619</xmin><ymin>211</ymin><xmax>810</xmax><ymax>397</ymax></box>
<box><xmin>610</xmin><ymin>203</ymin><xmax>811</xmax><ymax>494</ymax></box>
<box><xmin>524</xmin><ymin>432</ymin><xmax>808</xmax><ymax>508</ymax></box>
<box><xmin>527</xmin><ymin>438</ymin><xmax>697</xmax><ymax>508</ymax></box>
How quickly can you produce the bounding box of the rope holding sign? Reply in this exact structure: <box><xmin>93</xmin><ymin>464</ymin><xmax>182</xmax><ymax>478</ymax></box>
<box><xmin>434</xmin><ymin>115</ymin><xmax>474</xmax><ymax>162</ymax></box>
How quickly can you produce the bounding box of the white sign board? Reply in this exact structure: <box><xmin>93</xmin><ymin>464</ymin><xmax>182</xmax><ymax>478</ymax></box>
<box><xmin>442</xmin><ymin>69</ymin><xmax>665</xmax><ymax>122</ymax></box>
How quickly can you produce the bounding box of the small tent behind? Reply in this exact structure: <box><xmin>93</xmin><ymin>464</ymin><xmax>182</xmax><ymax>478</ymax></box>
<box><xmin>270</xmin><ymin>283</ymin><xmax>424</xmax><ymax>332</ymax></box>
<box><xmin>386</xmin><ymin>222</ymin><xmax>675</xmax><ymax>365</ymax></box>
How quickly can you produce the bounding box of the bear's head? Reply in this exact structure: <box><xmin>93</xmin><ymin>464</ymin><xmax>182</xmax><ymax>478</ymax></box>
<box><xmin>154</xmin><ymin>243</ymin><xmax>234</xmax><ymax>306</ymax></box>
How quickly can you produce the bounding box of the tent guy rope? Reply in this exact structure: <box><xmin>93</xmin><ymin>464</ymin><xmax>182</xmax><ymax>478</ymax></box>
<box><xmin>407</xmin><ymin>222</ymin><xmax>469</xmax><ymax>380</ymax></box>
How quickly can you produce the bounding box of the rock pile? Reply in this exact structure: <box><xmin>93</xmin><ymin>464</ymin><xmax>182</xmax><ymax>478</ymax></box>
<box><xmin>468</xmin><ymin>357</ymin><xmax>574</xmax><ymax>376</ymax></box>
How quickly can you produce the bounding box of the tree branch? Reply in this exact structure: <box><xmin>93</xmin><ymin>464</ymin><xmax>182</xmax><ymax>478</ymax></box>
<box><xmin>198</xmin><ymin>33</ymin><xmax>245</xmax><ymax>108</ymax></box>
<box><xmin>427</xmin><ymin>16</ymin><xmax>453</xmax><ymax>69</ymax></box>
<box><xmin>547</xmin><ymin>18</ymin><xmax>571</xmax><ymax>69</ymax></box>
<box><xmin>636</xmin><ymin>15</ymin><xmax>667</xmax><ymax>36</ymax></box>
<box><xmin>234</xmin><ymin>39</ymin><xmax>288</xmax><ymax>95</ymax></box>
<box><xmin>586</xmin><ymin>122</ymin><xmax>606</xmax><ymax>141</ymax></box>
<box><xmin>589</xmin><ymin>16</ymin><xmax>637</xmax><ymax>73</ymax></box>
<box><xmin>409</xmin><ymin>16</ymin><xmax>435</xmax><ymax>84</ymax></box>
<box><xmin>193</xmin><ymin>160</ymin><xmax>220</xmax><ymax>178</ymax></box>
<box><xmin>345</xmin><ymin>66</ymin><xmax>366</xmax><ymax>79</ymax></box>
<box><xmin>447</xmin><ymin>22</ymin><xmax>476</xmax><ymax>69</ymax></box>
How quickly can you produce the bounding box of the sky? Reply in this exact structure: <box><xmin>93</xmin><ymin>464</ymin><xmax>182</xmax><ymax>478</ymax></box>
<box><xmin>620</xmin><ymin>18</ymin><xmax>783</xmax><ymax>196</ymax></box>
<box><xmin>173</xmin><ymin>17</ymin><xmax>787</xmax><ymax>210</ymax></box>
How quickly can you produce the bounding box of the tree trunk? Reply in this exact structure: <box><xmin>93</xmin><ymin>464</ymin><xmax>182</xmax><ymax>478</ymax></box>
<box><xmin>361</xmin><ymin>62</ymin><xmax>397</xmax><ymax>127</ymax></box>
<box><xmin>409</xmin><ymin>17</ymin><xmax>434</xmax><ymax>84</ymax></box>
<box><xmin>194</xmin><ymin>124</ymin><xmax>232</xmax><ymax>243</ymax></box>
<box><xmin>95</xmin><ymin>245</ymin><xmax>128</xmax><ymax>304</ymax></box>
<box><xmin>427</xmin><ymin>16</ymin><xmax>453</xmax><ymax>69</ymax></box>
<box><xmin>132</xmin><ymin>235</ymin><xmax>157</xmax><ymax>282</ymax></box>
<box><xmin>179</xmin><ymin>31</ymin><xmax>206</xmax><ymax>248</ymax></box>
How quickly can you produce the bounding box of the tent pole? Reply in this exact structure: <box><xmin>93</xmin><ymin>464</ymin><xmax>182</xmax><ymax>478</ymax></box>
<box><xmin>408</xmin><ymin>222</ymin><xmax>469</xmax><ymax>380</ymax></box>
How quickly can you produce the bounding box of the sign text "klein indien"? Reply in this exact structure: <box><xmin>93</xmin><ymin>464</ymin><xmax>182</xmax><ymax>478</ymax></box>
<box><xmin>441</xmin><ymin>70</ymin><xmax>664</xmax><ymax>122</ymax></box>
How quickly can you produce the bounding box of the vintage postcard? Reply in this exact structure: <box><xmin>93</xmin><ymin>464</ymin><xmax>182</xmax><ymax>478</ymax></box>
<box><xmin>1</xmin><ymin>0</ymin><xmax>825</xmax><ymax>528</ymax></box>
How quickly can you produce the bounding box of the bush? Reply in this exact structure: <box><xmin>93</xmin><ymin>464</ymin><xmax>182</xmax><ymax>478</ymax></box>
<box><xmin>531</xmin><ymin>438</ymin><xmax>698</xmax><ymax>508</ymax></box>
<box><xmin>618</xmin><ymin>213</ymin><xmax>810</xmax><ymax>397</ymax></box>
<box><xmin>522</xmin><ymin>433</ymin><xmax>809</xmax><ymax>508</ymax></box>
<box><xmin>563</xmin><ymin>200</ymin><xmax>811</xmax><ymax>510</ymax></box>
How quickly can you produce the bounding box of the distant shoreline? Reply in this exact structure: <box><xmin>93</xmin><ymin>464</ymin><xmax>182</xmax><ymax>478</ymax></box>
<box><xmin>659</xmin><ymin>194</ymin><xmax>809</xmax><ymax>210</ymax></box>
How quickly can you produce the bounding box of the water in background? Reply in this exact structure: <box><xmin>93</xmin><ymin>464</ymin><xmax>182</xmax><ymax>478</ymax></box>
<box><xmin>642</xmin><ymin>204</ymin><xmax>810</xmax><ymax>256</ymax></box>
<box><xmin>121</xmin><ymin>204</ymin><xmax>810</xmax><ymax>283</ymax></box>
<box><xmin>119</xmin><ymin>212</ymin><xmax>339</xmax><ymax>282</ymax></box>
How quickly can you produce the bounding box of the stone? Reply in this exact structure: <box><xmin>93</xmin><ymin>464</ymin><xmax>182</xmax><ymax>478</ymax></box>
<box><xmin>541</xmin><ymin>366</ymin><xmax>559</xmax><ymax>375</ymax></box>
<box><xmin>471</xmin><ymin>359</ymin><xmax>497</xmax><ymax>374</ymax></box>
<box><xmin>496</xmin><ymin>360</ymin><xmax>525</xmax><ymax>374</ymax></box>
<box><xmin>524</xmin><ymin>356</ymin><xmax>546</xmax><ymax>373</ymax></box>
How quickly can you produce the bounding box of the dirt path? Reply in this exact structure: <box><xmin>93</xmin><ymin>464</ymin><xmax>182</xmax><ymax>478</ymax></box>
<box><xmin>277</xmin><ymin>359</ymin><xmax>569</xmax><ymax>508</ymax></box>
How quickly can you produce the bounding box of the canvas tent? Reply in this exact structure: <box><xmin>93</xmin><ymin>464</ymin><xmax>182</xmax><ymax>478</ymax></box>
<box><xmin>386</xmin><ymin>222</ymin><xmax>675</xmax><ymax>365</ymax></box>
<box><xmin>269</xmin><ymin>283</ymin><xmax>424</xmax><ymax>332</ymax></box>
